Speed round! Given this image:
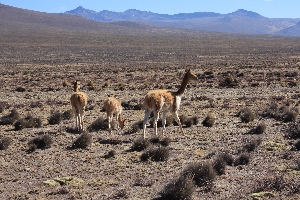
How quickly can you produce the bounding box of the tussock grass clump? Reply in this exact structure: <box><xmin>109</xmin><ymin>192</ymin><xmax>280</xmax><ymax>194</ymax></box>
<box><xmin>292</xmin><ymin>139</ymin><xmax>300</xmax><ymax>151</ymax></box>
<box><xmin>185</xmin><ymin>116</ymin><xmax>199</xmax><ymax>127</ymax></box>
<box><xmin>160</xmin><ymin>175</ymin><xmax>195</xmax><ymax>200</ymax></box>
<box><xmin>261</xmin><ymin>104</ymin><xmax>298</xmax><ymax>122</ymax></box>
<box><xmin>240</xmin><ymin>138</ymin><xmax>262</xmax><ymax>153</ymax></box>
<box><xmin>212</xmin><ymin>155</ymin><xmax>227</xmax><ymax>175</ymax></box>
<box><xmin>238</xmin><ymin>107</ymin><xmax>255</xmax><ymax>123</ymax></box>
<box><xmin>149</xmin><ymin>136</ymin><xmax>171</xmax><ymax>146</ymax></box>
<box><xmin>103</xmin><ymin>150</ymin><xmax>116</xmax><ymax>159</ymax></box>
<box><xmin>130</xmin><ymin>138</ymin><xmax>150</xmax><ymax>151</ymax></box>
<box><xmin>173</xmin><ymin>115</ymin><xmax>188</xmax><ymax>126</ymax></box>
<box><xmin>15</xmin><ymin>86</ymin><xmax>26</xmax><ymax>92</ymax></box>
<box><xmin>62</xmin><ymin>110</ymin><xmax>74</xmax><ymax>120</ymax></box>
<box><xmin>285</xmin><ymin>123</ymin><xmax>300</xmax><ymax>139</ymax></box>
<box><xmin>15</xmin><ymin>115</ymin><xmax>43</xmax><ymax>130</ymax></box>
<box><xmin>253</xmin><ymin>174</ymin><xmax>300</xmax><ymax>195</ymax></box>
<box><xmin>212</xmin><ymin>151</ymin><xmax>234</xmax><ymax>175</ymax></box>
<box><xmin>0</xmin><ymin>137</ymin><xmax>12</xmax><ymax>150</ymax></box>
<box><xmin>121</xmin><ymin>99</ymin><xmax>142</xmax><ymax>110</ymax></box>
<box><xmin>123</xmin><ymin>120</ymin><xmax>143</xmax><ymax>135</ymax></box>
<box><xmin>28</xmin><ymin>134</ymin><xmax>53</xmax><ymax>152</ymax></box>
<box><xmin>0</xmin><ymin>102</ymin><xmax>9</xmax><ymax>113</ymax></box>
<box><xmin>48</xmin><ymin>111</ymin><xmax>63</xmax><ymax>125</ymax></box>
<box><xmin>87</xmin><ymin>117</ymin><xmax>108</xmax><ymax>132</ymax></box>
<box><xmin>72</xmin><ymin>133</ymin><xmax>92</xmax><ymax>149</ymax></box>
<box><xmin>113</xmin><ymin>189</ymin><xmax>129</xmax><ymax>199</ymax></box>
<box><xmin>149</xmin><ymin>136</ymin><xmax>160</xmax><ymax>144</ymax></box>
<box><xmin>182</xmin><ymin>162</ymin><xmax>216</xmax><ymax>190</ymax></box>
<box><xmin>149</xmin><ymin>115</ymin><xmax>174</xmax><ymax>128</ymax></box>
<box><xmin>261</xmin><ymin>102</ymin><xmax>278</xmax><ymax>118</ymax></box>
<box><xmin>160</xmin><ymin>137</ymin><xmax>171</xmax><ymax>146</ymax></box>
<box><xmin>293</xmin><ymin>159</ymin><xmax>300</xmax><ymax>170</ymax></box>
<box><xmin>217</xmin><ymin>151</ymin><xmax>234</xmax><ymax>166</ymax></box>
<box><xmin>0</xmin><ymin>109</ymin><xmax>20</xmax><ymax>125</ymax></box>
<box><xmin>233</xmin><ymin>153</ymin><xmax>250</xmax><ymax>166</ymax></box>
<box><xmin>248</xmin><ymin>122</ymin><xmax>266</xmax><ymax>134</ymax></box>
<box><xmin>219</xmin><ymin>73</ymin><xmax>238</xmax><ymax>88</ymax></box>
<box><xmin>140</xmin><ymin>146</ymin><xmax>169</xmax><ymax>162</ymax></box>
<box><xmin>202</xmin><ymin>114</ymin><xmax>216</xmax><ymax>127</ymax></box>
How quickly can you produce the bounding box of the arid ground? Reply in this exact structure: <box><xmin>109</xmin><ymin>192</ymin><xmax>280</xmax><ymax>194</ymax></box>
<box><xmin>1</xmin><ymin>20</ymin><xmax>300</xmax><ymax>200</ymax></box>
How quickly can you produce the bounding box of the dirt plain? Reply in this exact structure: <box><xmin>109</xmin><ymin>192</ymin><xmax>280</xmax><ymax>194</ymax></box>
<box><xmin>1</xmin><ymin>15</ymin><xmax>300</xmax><ymax>199</ymax></box>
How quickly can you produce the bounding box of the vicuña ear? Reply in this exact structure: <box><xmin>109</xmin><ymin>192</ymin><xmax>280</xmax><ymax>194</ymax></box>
<box><xmin>185</xmin><ymin>69</ymin><xmax>191</xmax><ymax>73</ymax></box>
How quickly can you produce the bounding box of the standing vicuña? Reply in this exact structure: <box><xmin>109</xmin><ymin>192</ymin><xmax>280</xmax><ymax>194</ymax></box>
<box><xmin>143</xmin><ymin>69</ymin><xmax>198</xmax><ymax>139</ymax></box>
<box><xmin>103</xmin><ymin>97</ymin><xmax>125</xmax><ymax>132</ymax></box>
<box><xmin>70</xmin><ymin>81</ymin><xmax>87</xmax><ymax>131</ymax></box>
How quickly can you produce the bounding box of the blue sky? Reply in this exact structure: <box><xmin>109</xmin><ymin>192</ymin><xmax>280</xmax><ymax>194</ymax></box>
<box><xmin>1</xmin><ymin>0</ymin><xmax>299</xmax><ymax>18</ymax></box>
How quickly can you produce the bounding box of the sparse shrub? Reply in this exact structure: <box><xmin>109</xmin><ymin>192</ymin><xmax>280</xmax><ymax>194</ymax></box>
<box><xmin>233</xmin><ymin>153</ymin><xmax>250</xmax><ymax>166</ymax></box>
<box><xmin>248</xmin><ymin>122</ymin><xmax>266</xmax><ymax>134</ymax></box>
<box><xmin>253</xmin><ymin>174</ymin><xmax>287</xmax><ymax>193</ymax></box>
<box><xmin>212</xmin><ymin>154</ymin><xmax>228</xmax><ymax>175</ymax></box>
<box><xmin>65</xmin><ymin>126</ymin><xmax>80</xmax><ymax>134</ymax></box>
<box><xmin>113</xmin><ymin>189</ymin><xmax>129</xmax><ymax>199</ymax></box>
<box><xmin>72</xmin><ymin>133</ymin><xmax>92</xmax><ymax>149</ymax></box>
<box><xmin>292</xmin><ymin>139</ymin><xmax>300</xmax><ymax>151</ymax></box>
<box><xmin>182</xmin><ymin>162</ymin><xmax>216</xmax><ymax>190</ymax></box>
<box><xmin>150</xmin><ymin>115</ymin><xmax>174</xmax><ymax>128</ymax></box>
<box><xmin>48</xmin><ymin>111</ymin><xmax>63</xmax><ymax>125</ymax></box>
<box><xmin>103</xmin><ymin>150</ymin><xmax>116</xmax><ymax>159</ymax></box>
<box><xmin>0</xmin><ymin>109</ymin><xmax>20</xmax><ymax>125</ymax></box>
<box><xmin>173</xmin><ymin>115</ymin><xmax>188</xmax><ymax>126</ymax></box>
<box><xmin>131</xmin><ymin>138</ymin><xmax>150</xmax><ymax>152</ymax></box>
<box><xmin>0</xmin><ymin>137</ymin><xmax>12</xmax><ymax>150</ymax></box>
<box><xmin>88</xmin><ymin>117</ymin><xmax>108</xmax><ymax>132</ymax></box>
<box><xmin>160</xmin><ymin>175</ymin><xmax>195</xmax><ymax>200</ymax></box>
<box><xmin>239</xmin><ymin>107</ymin><xmax>255</xmax><ymax>123</ymax></box>
<box><xmin>62</xmin><ymin>110</ymin><xmax>74</xmax><ymax>120</ymax></box>
<box><xmin>261</xmin><ymin>102</ymin><xmax>278</xmax><ymax>118</ymax></box>
<box><xmin>240</xmin><ymin>138</ymin><xmax>262</xmax><ymax>153</ymax></box>
<box><xmin>285</xmin><ymin>123</ymin><xmax>300</xmax><ymax>139</ymax></box>
<box><xmin>14</xmin><ymin>115</ymin><xmax>42</xmax><ymax>130</ymax></box>
<box><xmin>263</xmin><ymin>104</ymin><xmax>299</xmax><ymax>122</ymax></box>
<box><xmin>149</xmin><ymin>137</ymin><xmax>160</xmax><ymax>144</ymax></box>
<box><xmin>281</xmin><ymin>108</ymin><xmax>298</xmax><ymax>122</ymax></box>
<box><xmin>160</xmin><ymin>137</ymin><xmax>171</xmax><ymax>146</ymax></box>
<box><xmin>202</xmin><ymin>114</ymin><xmax>216</xmax><ymax>127</ymax></box>
<box><xmin>15</xmin><ymin>86</ymin><xmax>26</xmax><ymax>92</ymax></box>
<box><xmin>140</xmin><ymin>147</ymin><xmax>169</xmax><ymax>162</ymax></box>
<box><xmin>123</xmin><ymin>120</ymin><xmax>143</xmax><ymax>135</ymax></box>
<box><xmin>217</xmin><ymin>151</ymin><xmax>234</xmax><ymax>166</ymax></box>
<box><xmin>185</xmin><ymin>116</ymin><xmax>199</xmax><ymax>127</ymax></box>
<box><xmin>28</xmin><ymin>134</ymin><xmax>53</xmax><ymax>152</ymax></box>
<box><xmin>219</xmin><ymin>73</ymin><xmax>238</xmax><ymax>88</ymax></box>
<box><xmin>293</xmin><ymin>159</ymin><xmax>300</xmax><ymax>170</ymax></box>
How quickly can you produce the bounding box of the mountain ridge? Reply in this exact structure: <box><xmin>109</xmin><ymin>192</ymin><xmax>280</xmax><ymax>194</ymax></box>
<box><xmin>66</xmin><ymin>6</ymin><xmax>300</xmax><ymax>36</ymax></box>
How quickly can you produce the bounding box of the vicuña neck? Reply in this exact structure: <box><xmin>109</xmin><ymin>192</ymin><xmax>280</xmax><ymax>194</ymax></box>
<box><xmin>74</xmin><ymin>85</ymin><xmax>78</xmax><ymax>92</ymax></box>
<box><xmin>174</xmin><ymin>73</ymin><xmax>189</xmax><ymax>96</ymax></box>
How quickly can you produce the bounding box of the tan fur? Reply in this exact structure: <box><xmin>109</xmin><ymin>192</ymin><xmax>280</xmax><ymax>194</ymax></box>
<box><xmin>143</xmin><ymin>69</ymin><xmax>198</xmax><ymax>139</ymax></box>
<box><xmin>70</xmin><ymin>81</ymin><xmax>87</xmax><ymax>131</ymax></box>
<box><xmin>103</xmin><ymin>97</ymin><xmax>125</xmax><ymax>132</ymax></box>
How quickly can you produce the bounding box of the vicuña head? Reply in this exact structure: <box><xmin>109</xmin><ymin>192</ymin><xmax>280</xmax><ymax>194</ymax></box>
<box><xmin>142</xmin><ymin>69</ymin><xmax>198</xmax><ymax>139</ymax></box>
<box><xmin>70</xmin><ymin>80</ymin><xmax>87</xmax><ymax>131</ymax></box>
<box><xmin>103</xmin><ymin>97</ymin><xmax>126</xmax><ymax>133</ymax></box>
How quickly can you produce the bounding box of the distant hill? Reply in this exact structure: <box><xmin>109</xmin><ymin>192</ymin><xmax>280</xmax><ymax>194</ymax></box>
<box><xmin>276</xmin><ymin>21</ymin><xmax>300</xmax><ymax>36</ymax></box>
<box><xmin>66</xmin><ymin>7</ymin><xmax>300</xmax><ymax>36</ymax></box>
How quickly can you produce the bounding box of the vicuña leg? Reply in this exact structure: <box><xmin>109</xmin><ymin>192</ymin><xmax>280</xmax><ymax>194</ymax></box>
<box><xmin>143</xmin><ymin>109</ymin><xmax>151</xmax><ymax>139</ymax></box>
<box><xmin>79</xmin><ymin>109</ymin><xmax>85</xmax><ymax>131</ymax></box>
<box><xmin>172</xmin><ymin>111</ymin><xmax>184</xmax><ymax>134</ymax></box>
<box><xmin>161</xmin><ymin>111</ymin><xmax>167</xmax><ymax>136</ymax></box>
